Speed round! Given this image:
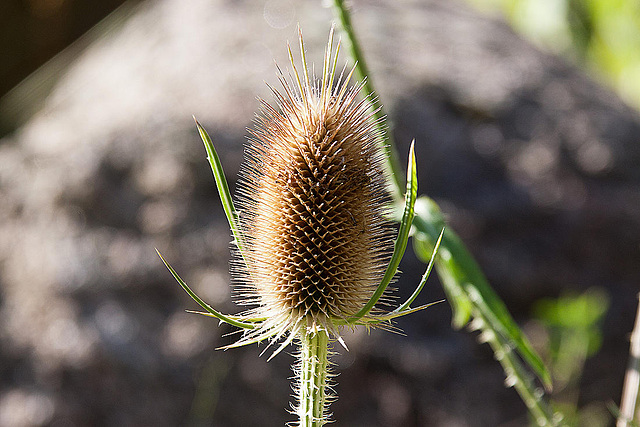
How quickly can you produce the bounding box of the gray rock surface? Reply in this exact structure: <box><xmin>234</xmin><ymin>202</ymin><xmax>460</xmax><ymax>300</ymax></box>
<box><xmin>1</xmin><ymin>0</ymin><xmax>638</xmax><ymax>425</ymax></box>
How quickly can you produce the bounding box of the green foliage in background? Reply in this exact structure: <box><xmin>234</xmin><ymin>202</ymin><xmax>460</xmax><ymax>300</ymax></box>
<box><xmin>466</xmin><ymin>0</ymin><xmax>640</xmax><ymax>109</ymax></box>
<box><xmin>533</xmin><ymin>288</ymin><xmax>611</xmax><ymax>427</ymax></box>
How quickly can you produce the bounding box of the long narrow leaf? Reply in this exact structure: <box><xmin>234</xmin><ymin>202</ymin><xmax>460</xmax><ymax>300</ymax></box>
<box><xmin>156</xmin><ymin>249</ymin><xmax>255</xmax><ymax>330</ymax></box>
<box><xmin>349</xmin><ymin>141</ymin><xmax>417</xmax><ymax>322</ymax></box>
<box><xmin>411</xmin><ymin>197</ymin><xmax>552</xmax><ymax>391</ymax></box>
<box><xmin>185</xmin><ymin>310</ymin><xmax>265</xmax><ymax>323</ymax></box>
<box><xmin>393</xmin><ymin>227</ymin><xmax>444</xmax><ymax>313</ymax></box>
<box><xmin>368</xmin><ymin>300</ymin><xmax>445</xmax><ymax>323</ymax></box>
<box><xmin>194</xmin><ymin>118</ymin><xmax>246</xmax><ymax>258</ymax></box>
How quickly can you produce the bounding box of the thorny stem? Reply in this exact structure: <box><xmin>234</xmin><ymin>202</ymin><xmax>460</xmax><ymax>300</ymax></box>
<box><xmin>617</xmin><ymin>293</ymin><xmax>640</xmax><ymax>427</ymax></box>
<box><xmin>471</xmin><ymin>308</ymin><xmax>561</xmax><ymax>427</ymax></box>
<box><xmin>331</xmin><ymin>0</ymin><xmax>404</xmax><ymax>200</ymax></box>
<box><xmin>297</xmin><ymin>329</ymin><xmax>330</xmax><ymax>427</ymax></box>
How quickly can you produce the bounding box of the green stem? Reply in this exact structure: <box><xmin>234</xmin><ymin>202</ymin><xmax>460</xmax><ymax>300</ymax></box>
<box><xmin>473</xmin><ymin>309</ymin><xmax>561</xmax><ymax>427</ymax></box>
<box><xmin>297</xmin><ymin>329</ymin><xmax>330</xmax><ymax>427</ymax></box>
<box><xmin>331</xmin><ymin>0</ymin><xmax>404</xmax><ymax>199</ymax></box>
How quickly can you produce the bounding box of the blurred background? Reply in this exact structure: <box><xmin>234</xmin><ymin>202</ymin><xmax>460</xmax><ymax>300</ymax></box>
<box><xmin>0</xmin><ymin>0</ymin><xmax>639</xmax><ymax>425</ymax></box>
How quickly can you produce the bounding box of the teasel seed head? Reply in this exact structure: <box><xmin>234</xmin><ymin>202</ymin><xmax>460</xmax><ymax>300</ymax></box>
<box><xmin>233</xmin><ymin>28</ymin><xmax>393</xmax><ymax>349</ymax></box>
<box><xmin>161</xmin><ymin>24</ymin><xmax>440</xmax><ymax>427</ymax></box>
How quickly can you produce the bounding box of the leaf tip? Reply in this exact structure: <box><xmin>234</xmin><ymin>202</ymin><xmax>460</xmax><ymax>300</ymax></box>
<box><xmin>155</xmin><ymin>248</ymin><xmax>166</xmax><ymax>263</ymax></box>
<box><xmin>407</xmin><ymin>139</ymin><xmax>417</xmax><ymax>189</ymax></box>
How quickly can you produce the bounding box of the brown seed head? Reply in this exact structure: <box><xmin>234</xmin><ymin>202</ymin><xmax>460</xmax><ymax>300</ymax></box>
<box><xmin>234</xmin><ymin>29</ymin><xmax>392</xmax><ymax>341</ymax></box>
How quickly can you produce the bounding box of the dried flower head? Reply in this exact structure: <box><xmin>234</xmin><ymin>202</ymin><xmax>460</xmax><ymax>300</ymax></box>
<box><xmin>158</xmin><ymin>24</ymin><xmax>442</xmax><ymax>427</ymax></box>
<box><xmin>233</xmin><ymin>27</ymin><xmax>393</xmax><ymax>350</ymax></box>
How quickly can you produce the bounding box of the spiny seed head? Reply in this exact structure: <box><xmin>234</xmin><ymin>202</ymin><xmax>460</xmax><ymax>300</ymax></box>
<box><xmin>233</xmin><ymin>28</ymin><xmax>393</xmax><ymax>345</ymax></box>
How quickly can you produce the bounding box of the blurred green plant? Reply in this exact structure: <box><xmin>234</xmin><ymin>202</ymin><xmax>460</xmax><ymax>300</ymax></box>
<box><xmin>465</xmin><ymin>0</ymin><xmax>640</xmax><ymax>110</ymax></box>
<box><xmin>533</xmin><ymin>288</ymin><xmax>611</xmax><ymax>426</ymax></box>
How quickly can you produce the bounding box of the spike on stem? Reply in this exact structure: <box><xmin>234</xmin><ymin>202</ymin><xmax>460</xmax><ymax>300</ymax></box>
<box><xmin>297</xmin><ymin>328</ymin><xmax>330</xmax><ymax>426</ymax></box>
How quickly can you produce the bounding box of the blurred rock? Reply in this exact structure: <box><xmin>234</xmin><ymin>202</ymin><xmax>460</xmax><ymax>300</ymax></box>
<box><xmin>0</xmin><ymin>0</ymin><xmax>638</xmax><ymax>425</ymax></box>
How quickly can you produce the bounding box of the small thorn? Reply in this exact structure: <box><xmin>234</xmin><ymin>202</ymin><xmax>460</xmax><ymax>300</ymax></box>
<box><xmin>337</xmin><ymin>336</ymin><xmax>349</xmax><ymax>351</ymax></box>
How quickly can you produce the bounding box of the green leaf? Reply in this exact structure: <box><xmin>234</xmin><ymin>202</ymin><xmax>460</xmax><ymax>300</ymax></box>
<box><xmin>368</xmin><ymin>300</ymin><xmax>445</xmax><ymax>323</ymax></box>
<box><xmin>156</xmin><ymin>249</ymin><xmax>255</xmax><ymax>330</ymax></box>
<box><xmin>349</xmin><ymin>140</ymin><xmax>417</xmax><ymax>322</ymax></box>
<box><xmin>393</xmin><ymin>227</ymin><xmax>444</xmax><ymax>313</ymax></box>
<box><xmin>411</xmin><ymin>197</ymin><xmax>552</xmax><ymax>391</ymax></box>
<box><xmin>194</xmin><ymin>117</ymin><xmax>246</xmax><ymax>260</ymax></box>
